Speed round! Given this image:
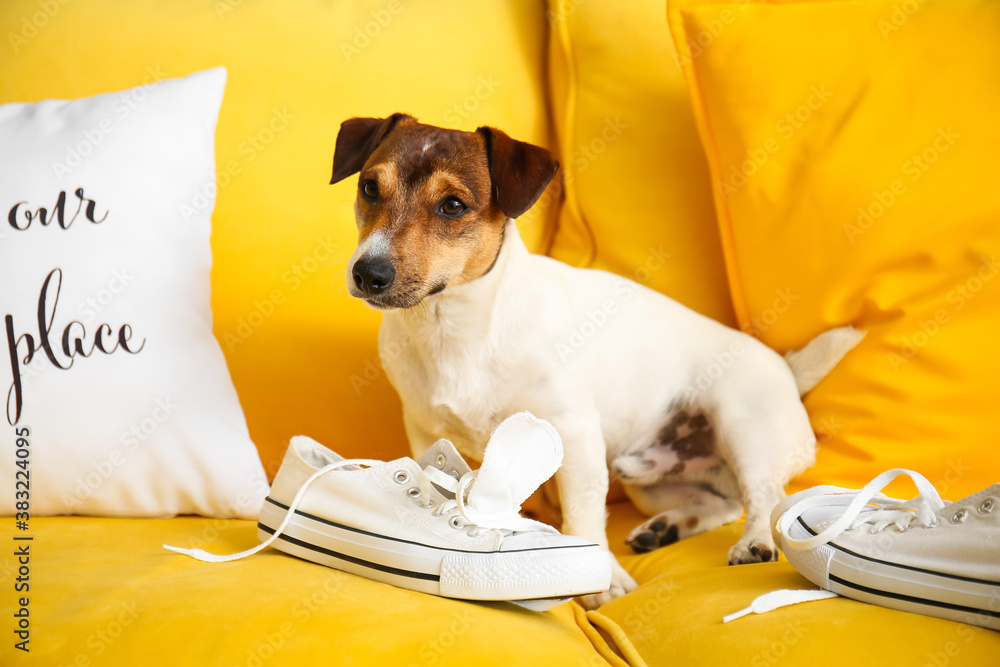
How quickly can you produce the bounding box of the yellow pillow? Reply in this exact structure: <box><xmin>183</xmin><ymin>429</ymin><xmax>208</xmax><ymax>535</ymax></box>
<box><xmin>546</xmin><ymin>0</ymin><xmax>736</xmax><ymax>326</ymax></box>
<box><xmin>0</xmin><ymin>0</ymin><xmax>556</xmax><ymax>473</ymax></box>
<box><xmin>600</xmin><ymin>521</ymin><xmax>1000</xmax><ymax>664</ymax></box>
<box><xmin>669</xmin><ymin>0</ymin><xmax>1000</xmax><ymax>499</ymax></box>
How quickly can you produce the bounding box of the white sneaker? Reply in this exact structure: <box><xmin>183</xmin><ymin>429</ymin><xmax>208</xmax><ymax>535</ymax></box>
<box><xmin>165</xmin><ymin>412</ymin><xmax>613</xmax><ymax>611</ymax></box>
<box><xmin>768</xmin><ymin>469</ymin><xmax>1000</xmax><ymax>630</ymax></box>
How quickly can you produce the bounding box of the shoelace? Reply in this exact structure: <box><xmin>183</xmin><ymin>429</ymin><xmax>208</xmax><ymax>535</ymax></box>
<box><xmin>777</xmin><ymin>468</ymin><xmax>944</xmax><ymax>552</ymax></box>
<box><xmin>417</xmin><ymin>465</ymin><xmax>551</xmax><ymax>536</ymax></box>
<box><xmin>164</xmin><ymin>457</ymin><xmax>549</xmax><ymax>563</ymax></box>
<box><xmin>725</xmin><ymin>468</ymin><xmax>945</xmax><ymax>623</ymax></box>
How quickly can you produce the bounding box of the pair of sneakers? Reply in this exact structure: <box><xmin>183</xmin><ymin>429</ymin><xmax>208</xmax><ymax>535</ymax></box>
<box><xmin>727</xmin><ymin>469</ymin><xmax>999</xmax><ymax>631</ymax></box>
<box><xmin>165</xmin><ymin>412</ymin><xmax>613</xmax><ymax>611</ymax></box>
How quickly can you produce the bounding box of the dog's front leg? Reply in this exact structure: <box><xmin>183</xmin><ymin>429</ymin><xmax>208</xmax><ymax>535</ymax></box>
<box><xmin>550</xmin><ymin>413</ymin><xmax>637</xmax><ymax>609</ymax></box>
<box><xmin>402</xmin><ymin>410</ymin><xmax>437</xmax><ymax>460</ymax></box>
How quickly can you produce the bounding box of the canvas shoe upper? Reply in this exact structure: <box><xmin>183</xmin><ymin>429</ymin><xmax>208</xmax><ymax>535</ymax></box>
<box><xmin>749</xmin><ymin>469</ymin><xmax>1000</xmax><ymax>630</ymax></box>
<box><xmin>165</xmin><ymin>412</ymin><xmax>613</xmax><ymax>610</ymax></box>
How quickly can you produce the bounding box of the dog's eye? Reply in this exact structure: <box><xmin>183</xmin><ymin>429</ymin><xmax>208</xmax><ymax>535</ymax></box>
<box><xmin>440</xmin><ymin>197</ymin><xmax>467</xmax><ymax>217</ymax></box>
<box><xmin>361</xmin><ymin>179</ymin><xmax>379</xmax><ymax>201</ymax></box>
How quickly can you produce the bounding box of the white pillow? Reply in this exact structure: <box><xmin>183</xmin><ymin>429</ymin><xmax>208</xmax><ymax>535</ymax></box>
<box><xmin>0</xmin><ymin>68</ymin><xmax>268</xmax><ymax>519</ymax></box>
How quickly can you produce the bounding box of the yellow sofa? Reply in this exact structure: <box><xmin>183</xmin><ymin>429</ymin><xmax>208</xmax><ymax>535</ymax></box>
<box><xmin>2</xmin><ymin>1</ymin><xmax>998</xmax><ymax>665</ymax></box>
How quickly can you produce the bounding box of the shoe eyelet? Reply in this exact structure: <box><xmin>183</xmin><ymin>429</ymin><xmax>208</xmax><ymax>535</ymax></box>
<box><xmin>406</xmin><ymin>487</ymin><xmax>421</xmax><ymax>498</ymax></box>
<box><xmin>952</xmin><ymin>508</ymin><xmax>969</xmax><ymax>524</ymax></box>
<box><xmin>435</xmin><ymin>454</ymin><xmax>446</xmax><ymax>469</ymax></box>
<box><xmin>394</xmin><ymin>471</ymin><xmax>409</xmax><ymax>484</ymax></box>
<box><xmin>448</xmin><ymin>515</ymin><xmax>464</xmax><ymax>529</ymax></box>
<box><xmin>419</xmin><ymin>499</ymin><xmax>435</xmax><ymax>509</ymax></box>
<box><xmin>467</xmin><ymin>528</ymin><xmax>482</xmax><ymax>537</ymax></box>
<box><xmin>449</xmin><ymin>469</ymin><xmax>460</xmax><ymax>480</ymax></box>
<box><xmin>979</xmin><ymin>498</ymin><xmax>996</xmax><ymax>514</ymax></box>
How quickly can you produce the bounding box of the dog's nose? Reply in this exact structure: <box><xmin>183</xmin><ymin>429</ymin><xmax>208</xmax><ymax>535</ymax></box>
<box><xmin>352</xmin><ymin>256</ymin><xmax>396</xmax><ymax>294</ymax></box>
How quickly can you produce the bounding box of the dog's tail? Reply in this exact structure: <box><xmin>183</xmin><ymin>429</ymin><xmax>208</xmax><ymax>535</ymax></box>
<box><xmin>784</xmin><ymin>326</ymin><xmax>865</xmax><ymax>396</ymax></box>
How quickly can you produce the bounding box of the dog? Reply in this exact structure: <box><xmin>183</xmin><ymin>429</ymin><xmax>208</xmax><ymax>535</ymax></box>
<box><xmin>331</xmin><ymin>113</ymin><xmax>863</xmax><ymax>608</ymax></box>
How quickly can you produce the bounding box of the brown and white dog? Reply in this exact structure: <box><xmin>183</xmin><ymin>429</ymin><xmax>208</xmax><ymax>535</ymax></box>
<box><xmin>331</xmin><ymin>114</ymin><xmax>863</xmax><ymax>608</ymax></box>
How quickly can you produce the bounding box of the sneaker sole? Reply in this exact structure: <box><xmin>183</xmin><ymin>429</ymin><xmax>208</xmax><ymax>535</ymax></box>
<box><xmin>783</xmin><ymin>514</ymin><xmax>1000</xmax><ymax>630</ymax></box>
<box><xmin>257</xmin><ymin>497</ymin><xmax>612</xmax><ymax>608</ymax></box>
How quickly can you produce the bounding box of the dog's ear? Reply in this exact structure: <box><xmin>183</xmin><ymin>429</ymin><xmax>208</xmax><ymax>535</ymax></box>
<box><xmin>476</xmin><ymin>126</ymin><xmax>559</xmax><ymax>219</ymax></box>
<box><xmin>330</xmin><ymin>113</ymin><xmax>412</xmax><ymax>185</ymax></box>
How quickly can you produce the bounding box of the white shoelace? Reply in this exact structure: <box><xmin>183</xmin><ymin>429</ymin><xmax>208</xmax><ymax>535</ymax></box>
<box><xmin>777</xmin><ymin>468</ymin><xmax>944</xmax><ymax>552</ymax></box>
<box><xmin>723</xmin><ymin>589</ymin><xmax>838</xmax><ymax>623</ymax></box>
<box><xmin>164</xmin><ymin>457</ymin><xmax>548</xmax><ymax>563</ymax></box>
<box><xmin>725</xmin><ymin>469</ymin><xmax>945</xmax><ymax>623</ymax></box>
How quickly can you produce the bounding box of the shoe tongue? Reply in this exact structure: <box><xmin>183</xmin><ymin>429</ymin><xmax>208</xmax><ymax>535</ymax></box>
<box><xmin>466</xmin><ymin>412</ymin><xmax>563</xmax><ymax>516</ymax></box>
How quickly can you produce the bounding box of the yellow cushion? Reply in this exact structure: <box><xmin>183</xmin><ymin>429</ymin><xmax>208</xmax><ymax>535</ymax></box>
<box><xmin>4</xmin><ymin>517</ymin><xmax>636</xmax><ymax>665</ymax></box>
<box><xmin>545</xmin><ymin>0</ymin><xmax>736</xmax><ymax>325</ymax></box>
<box><xmin>669</xmin><ymin>0</ymin><xmax>1000</xmax><ymax>499</ymax></box>
<box><xmin>603</xmin><ymin>518</ymin><xmax>1000</xmax><ymax>664</ymax></box>
<box><xmin>0</xmin><ymin>0</ymin><xmax>556</xmax><ymax>473</ymax></box>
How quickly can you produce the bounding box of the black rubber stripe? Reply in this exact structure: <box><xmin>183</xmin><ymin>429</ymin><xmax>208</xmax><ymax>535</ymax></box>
<box><xmin>257</xmin><ymin>523</ymin><xmax>441</xmax><ymax>582</ymax></box>
<box><xmin>829</xmin><ymin>573</ymin><xmax>1000</xmax><ymax>620</ymax></box>
<box><xmin>796</xmin><ymin>516</ymin><xmax>1000</xmax><ymax>586</ymax></box>
<box><xmin>263</xmin><ymin>496</ymin><xmax>598</xmax><ymax>555</ymax></box>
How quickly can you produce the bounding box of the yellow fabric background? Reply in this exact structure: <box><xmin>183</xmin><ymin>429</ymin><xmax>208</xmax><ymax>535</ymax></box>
<box><xmin>3</xmin><ymin>1</ymin><xmax>999</xmax><ymax>664</ymax></box>
<box><xmin>0</xmin><ymin>517</ymin><xmax>638</xmax><ymax>666</ymax></box>
<box><xmin>605</xmin><ymin>518</ymin><xmax>1000</xmax><ymax>665</ymax></box>
<box><xmin>0</xmin><ymin>0</ymin><xmax>558</xmax><ymax>477</ymax></box>
<box><xmin>669</xmin><ymin>0</ymin><xmax>1000</xmax><ymax>500</ymax></box>
<box><xmin>545</xmin><ymin>0</ymin><xmax>736</xmax><ymax>325</ymax></box>
<box><xmin>0</xmin><ymin>4</ymin><xmax>640</xmax><ymax>664</ymax></box>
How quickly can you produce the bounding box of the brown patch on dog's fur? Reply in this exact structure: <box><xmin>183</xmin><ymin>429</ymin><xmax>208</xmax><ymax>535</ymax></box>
<box><xmin>655</xmin><ymin>411</ymin><xmax>716</xmax><ymax>462</ymax></box>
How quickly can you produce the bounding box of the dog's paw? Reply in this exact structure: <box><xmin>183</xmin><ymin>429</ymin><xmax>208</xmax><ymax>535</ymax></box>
<box><xmin>625</xmin><ymin>518</ymin><xmax>680</xmax><ymax>554</ymax></box>
<box><xmin>727</xmin><ymin>538</ymin><xmax>779</xmax><ymax>565</ymax></box>
<box><xmin>577</xmin><ymin>560</ymin><xmax>637</xmax><ymax>610</ymax></box>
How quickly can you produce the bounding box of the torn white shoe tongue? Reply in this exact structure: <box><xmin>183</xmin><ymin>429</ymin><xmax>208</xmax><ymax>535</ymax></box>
<box><xmin>467</xmin><ymin>412</ymin><xmax>564</xmax><ymax>518</ymax></box>
<box><xmin>723</xmin><ymin>589</ymin><xmax>839</xmax><ymax>623</ymax></box>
